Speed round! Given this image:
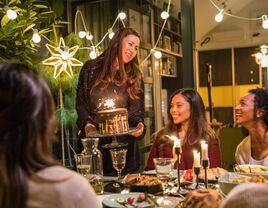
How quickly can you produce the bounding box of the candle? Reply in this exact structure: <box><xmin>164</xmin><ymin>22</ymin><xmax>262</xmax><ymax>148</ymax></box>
<box><xmin>193</xmin><ymin>150</ymin><xmax>201</xmax><ymax>168</ymax></box>
<box><xmin>201</xmin><ymin>140</ymin><xmax>209</xmax><ymax>161</ymax></box>
<box><xmin>171</xmin><ymin>136</ymin><xmax>181</xmax><ymax>149</ymax></box>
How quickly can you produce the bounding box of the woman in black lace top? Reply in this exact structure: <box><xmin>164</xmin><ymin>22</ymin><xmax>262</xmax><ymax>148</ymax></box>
<box><xmin>76</xmin><ymin>27</ymin><xmax>146</xmax><ymax>176</ymax></box>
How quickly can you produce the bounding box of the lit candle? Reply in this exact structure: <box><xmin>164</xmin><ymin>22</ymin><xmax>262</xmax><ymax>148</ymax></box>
<box><xmin>201</xmin><ymin>140</ymin><xmax>209</xmax><ymax>161</ymax></box>
<box><xmin>171</xmin><ymin>136</ymin><xmax>181</xmax><ymax>149</ymax></box>
<box><xmin>193</xmin><ymin>150</ymin><xmax>201</xmax><ymax>168</ymax></box>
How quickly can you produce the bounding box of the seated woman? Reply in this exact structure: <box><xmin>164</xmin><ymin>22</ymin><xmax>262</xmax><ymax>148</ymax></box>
<box><xmin>146</xmin><ymin>88</ymin><xmax>221</xmax><ymax>170</ymax></box>
<box><xmin>235</xmin><ymin>88</ymin><xmax>268</xmax><ymax>166</ymax></box>
<box><xmin>0</xmin><ymin>63</ymin><xmax>101</xmax><ymax>208</ymax></box>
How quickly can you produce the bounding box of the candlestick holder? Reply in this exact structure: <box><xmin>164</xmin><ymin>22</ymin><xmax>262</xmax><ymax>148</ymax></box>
<box><xmin>194</xmin><ymin>167</ymin><xmax>202</xmax><ymax>189</ymax></box>
<box><xmin>202</xmin><ymin>160</ymin><xmax>209</xmax><ymax>189</ymax></box>
<box><xmin>175</xmin><ymin>147</ymin><xmax>183</xmax><ymax>193</ymax></box>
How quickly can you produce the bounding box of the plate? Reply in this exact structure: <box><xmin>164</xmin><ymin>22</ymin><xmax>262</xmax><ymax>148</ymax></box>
<box><xmin>234</xmin><ymin>164</ymin><xmax>268</xmax><ymax>175</ymax></box>
<box><xmin>102</xmin><ymin>192</ymin><xmax>154</xmax><ymax>208</ymax></box>
<box><xmin>86</xmin><ymin>127</ymin><xmax>137</xmax><ymax>138</ymax></box>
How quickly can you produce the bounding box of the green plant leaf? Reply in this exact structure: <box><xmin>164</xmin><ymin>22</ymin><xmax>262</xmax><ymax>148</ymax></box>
<box><xmin>34</xmin><ymin>4</ymin><xmax>48</xmax><ymax>9</ymax></box>
<box><xmin>23</xmin><ymin>23</ymin><xmax>36</xmax><ymax>34</ymax></box>
<box><xmin>1</xmin><ymin>15</ymin><xmax>10</xmax><ymax>27</ymax></box>
<box><xmin>8</xmin><ymin>0</ymin><xmax>19</xmax><ymax>6</ymax></box>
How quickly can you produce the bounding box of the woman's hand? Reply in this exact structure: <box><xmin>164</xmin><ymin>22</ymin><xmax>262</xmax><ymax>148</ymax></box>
<box><xmin>85</xmin><ymin>123</ymin><xmax>96</xmax><ymax>137</ymax></box>
<box><xmin>131</xmin><ymin>122</ymin><xmax>144</xmax><ymax>137</ymax></box>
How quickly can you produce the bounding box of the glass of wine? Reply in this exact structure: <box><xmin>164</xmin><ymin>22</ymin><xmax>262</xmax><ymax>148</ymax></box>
<box><xmin>110</xmin><ymin>149</ymin><xmax>128</xmax><ymax>180</ymax></box>
<box><xmin>153</xmin><ymin>157</ymin><xmax>175</xmax><ymax>206</ymax></box>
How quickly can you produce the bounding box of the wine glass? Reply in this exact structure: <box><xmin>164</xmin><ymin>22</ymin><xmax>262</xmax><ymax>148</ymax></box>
<box><xmin>153</xmin><ymin>158</ymin><xmax>174</xmax><ymax>206</ymax></box>
<box><xmin>110</xmin><ymin>149</ymin><xmax>128</xmax><ymax>180</ymax></box>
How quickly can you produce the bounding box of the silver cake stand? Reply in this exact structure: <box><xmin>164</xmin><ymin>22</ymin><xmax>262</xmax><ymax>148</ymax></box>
<box><xmin>86</xmin><ymin>127</ymin><xmax>137</xmax><ymax>149</ymax></box>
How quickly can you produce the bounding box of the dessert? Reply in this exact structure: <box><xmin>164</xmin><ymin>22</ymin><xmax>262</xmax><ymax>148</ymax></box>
<box><xmin>97</xmin><ymin>108</ymin><xmax>129</xmax><ymax>135</ymax></box>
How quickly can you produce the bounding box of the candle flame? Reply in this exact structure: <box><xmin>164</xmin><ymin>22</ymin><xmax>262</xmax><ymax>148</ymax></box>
<box><xmin>103</xmin><ymin>99</ymin><xmax>115</xmax><ymax>108</ymax></box>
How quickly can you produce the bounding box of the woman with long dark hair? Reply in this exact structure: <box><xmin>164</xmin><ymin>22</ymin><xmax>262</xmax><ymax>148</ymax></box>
<box><xmin>76</xmin><ymin>27</ymin><xmax>145</xmax><ymax>176</ymax></box>
<box><xmin>0</xmin><ymin>62</ymin><xmax>101</xmax><ymax>208</ymax></box>
<box><xmin>146</xmin><ymin>88</ymin><xmax>221</xmax><ymax>170</ymax></box>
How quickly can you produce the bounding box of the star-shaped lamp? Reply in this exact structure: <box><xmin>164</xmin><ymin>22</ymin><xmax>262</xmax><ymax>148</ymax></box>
<box><xmin>42</xmin><ymin>37</ymin><xmax>83</xmax><ymax>79</ymax></box>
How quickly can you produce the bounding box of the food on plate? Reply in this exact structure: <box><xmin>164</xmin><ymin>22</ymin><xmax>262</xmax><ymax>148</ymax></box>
<box><xmin>122</xmin><ymin>174</ymin><xmax>161</xmax><ymax>186</ymax></box>
<box><xmin>234</xmin><ymin>165</ymin><xmax>268</xmax><ymax>173</ymax></box>
<box><xmin>231</xmin><ymin>175</ymin><xmax>268</xmax><ymax>184</ymax></box>
<box><xmin>181</xmin><ymin>167</ymin><xmax>227</xmax><ymax>182</ymax></box>
<box><xmin>181</xmin><ymin>189</ymin><xmax>224</xmax><ymax>208</ymax></box>
<box><xmin>199</xmin><ymin>167</ymin><xmax>228</xmax><ymax>181</ymax></box>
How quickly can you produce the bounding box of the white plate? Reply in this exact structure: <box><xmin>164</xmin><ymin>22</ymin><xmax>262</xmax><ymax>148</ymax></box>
<box><xmin>102</xmin><ymin>192</ymin><xmax>154</xmax><ymax>208</ymax></box>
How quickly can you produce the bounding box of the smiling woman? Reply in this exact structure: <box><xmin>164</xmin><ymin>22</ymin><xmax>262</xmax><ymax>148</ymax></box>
<box><xmin>76</xmin><ymin>27</ymin><xmax>146</xmax><ymax>176</ymax></box>
<box><xmin>235</xmin><ymin>88</ymin><xmax>268</xmax><ymax>167</ymax></box>
<box><xmin>146</xmin><ymin>88</ymin><xmax>221</xmax><ymax>170</ymax></box>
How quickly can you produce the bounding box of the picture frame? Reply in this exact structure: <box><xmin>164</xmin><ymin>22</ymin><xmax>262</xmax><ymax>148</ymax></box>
<box><xmin>128</xmin><ymin>9</ymin><xmax>141</xmax><ymax>35</ymax></box>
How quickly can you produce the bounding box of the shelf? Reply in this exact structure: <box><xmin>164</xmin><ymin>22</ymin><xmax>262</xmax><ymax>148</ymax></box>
<box><xmin>155</xmin><ymin>47</ymin><xmax>182</xmax><ymax>57</ymax></box>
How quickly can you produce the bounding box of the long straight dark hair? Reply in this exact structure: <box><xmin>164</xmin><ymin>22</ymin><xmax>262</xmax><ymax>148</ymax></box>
<box><xmin>91</xmin><ymin>27</ymin><xmax>143</xmax><ymax>100</ymax></box>
<box><xmin>0</xmin><ymin>63</ymin><xmax>57</xmax><ymax>208</ymax></box>
<box><xmin>167</xmin><ymin>88</ymin><xmax>215</xmax><ymax>146</ymax></box>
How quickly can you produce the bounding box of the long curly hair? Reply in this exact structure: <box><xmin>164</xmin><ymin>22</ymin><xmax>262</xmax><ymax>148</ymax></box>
<box><xmin>91</xmin><ymin>27</ymin><xmax>143</xmax><ymax>100</ymax></box>
<box><xmin>0</xmin><ymin>62</ymin><xmax>57</xmax><ymax>208</ymax></box>
<box><xmin>167</xmin><ymin>88</ymin><xmax>215</xmax><ymax>146</ymax></box>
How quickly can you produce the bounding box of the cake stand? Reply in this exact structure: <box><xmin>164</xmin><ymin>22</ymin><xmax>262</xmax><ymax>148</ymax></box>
<box><xmin>86</xmin><ymin>127</ymin><xmax>137</xmax><ymax>149</ymax></box>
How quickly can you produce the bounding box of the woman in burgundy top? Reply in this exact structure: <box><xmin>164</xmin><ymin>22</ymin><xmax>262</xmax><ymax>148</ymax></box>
<box><xmin>146</xmin><ymin>88</ymin><xmax>221</xmax><ymax>170</ymax></box>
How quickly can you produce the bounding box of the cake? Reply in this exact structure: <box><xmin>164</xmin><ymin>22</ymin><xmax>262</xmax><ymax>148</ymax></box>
<box><xmin>97</xmin><ymin>108</ymin><xmax>129</xmax><ymax>135</ymax></box>
<box><xmin>182</xmin><ymin>189</ymin><xmax>224</xmax><ymax>208</ymax></box>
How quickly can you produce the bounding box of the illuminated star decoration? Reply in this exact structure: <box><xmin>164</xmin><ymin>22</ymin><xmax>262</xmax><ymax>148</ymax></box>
<box><xmin>42</xmin><ymin>37</ymin><xmax>83</xmax><ymax>79</ymax></box>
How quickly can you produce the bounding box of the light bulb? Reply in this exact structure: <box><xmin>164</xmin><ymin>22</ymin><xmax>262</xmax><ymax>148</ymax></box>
<box><xmin>161</xmin><ymin>11</ymin><xmax>169</xmax><ymax>20</ymax></box>
<box><xmin>262</xmin><ymin>15</ymin><xmax>268</xmax><ymax>29</ymax></box>
<box><xmin>255</xmin><ymin>52</ymin><xmax>263</xmax><ymax>60</ymax></box>
<box><xmin>6</xmin><ymin>8</ymin><xmax>17</xmax><ymax>20</ymax></box>
<box><xmin>89</xmin><ymin>50</ymin><xmax>97</xmax><ymax>59</ymax></box>
<box><xmin>153</xmin><ymin>50</ymin><xmax>162</xmax><ymax>59</ymax></box>
<box><xmin>61</xmin><ymin>51</ymin><xmax>69</xmax><ymax>60</ymax></box>
<box><xmin>118</xmin><ymin>12</ymin><xmax>126</xmax><ymax>20</ymax></box>
<box><xmin>86</xmin><ymin>33</ymin><xmax>93</xmax><ymax>40</ymax></box>
<box><xmin>108</xmin><ymin>32</ymin><xmax>114</xmax><ymax>39</ymax></box>
<box><xmin>79</xmin><ymin>31</ymin><xmax>86</xmax><ymax>38</ymax></box>
<box><xmin>261</xmin><ymin>55</ymin><xmax>268</xmax><ymax>67</ymax></box>
<box><xmin>215</xmin><ymin>9</ymin><xmax>224</xmax><ymax>22</ymax></box>
<box><xmin>260</xmin><ymin>45</ymin><xmax>268</xmax><ymax>54</ymax></box>
<box><xmin>32</xmin><ymin>31</ymin><xmax>41</xmax><ymax>43</ymax></box>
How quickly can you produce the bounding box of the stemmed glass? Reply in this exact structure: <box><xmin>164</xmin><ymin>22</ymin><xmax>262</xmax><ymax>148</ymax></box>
<box><xmin>153</xmin><ymin>158</ymin><xmax>175</xmax><ymax>206</ymax></box>
<box><xmin>110</xmin><ymin>149</ymin><xmax>128</xmax><ymax>180</ymax></box>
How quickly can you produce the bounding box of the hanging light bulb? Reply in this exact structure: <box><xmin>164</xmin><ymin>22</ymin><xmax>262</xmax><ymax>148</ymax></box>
<box><xmin>262</xmin><ymin>15</ymin><xmax>268</xmax><ymax>29</ymax></box>
<box><xmin>255</xmin><ymin>52</ymin><xmax>263</xmax><ymax>60</ymax></box>
<box><xmin>118</xmin><ymin>12</ymin><xmax>126</xmax><ymax>20</ymax></box>
<box><xmin>79</xmin><ymin>31</ymin><xmax>86</xmax><ymax>38</ymax></box>
<box><xmin>4</xmin><ymin>6</ymin><xmax>17</xmax><ymax>20</ymax></box>
<box><xmin>86</xmin><ymin>32</ymin><xmax>93</xmax><ymax>40</ymax></box>
<box><xmin>261</xmin><ymin>55</ymin><xmax>268</xmax><ymax>67</ymax></box>
<box><xmin>260</xmin><ymin>45</ymin><xmax>268</xmax><ymax>54</ymax></box>
<box><xmin>215</xmin><ymin>9</ymin><xmax>224</xmax><ymax>22</ymax></box>
<box><xmin>32</xmin><ymin>29</ymin><xmax>41</xmax><ymax>43</ymax></box>
<box><xmin>108</xmin><ymin>28</ymin><xmax>114</xmax><ymax>39</ymax></box>
<box><xmin>89</xmin><ymin>47</ymin><xmax>97</xmax><ymax>59</ymax></box>
<box><xmin>161</xmin><ymin>11</ymin><xmax>169</xmax><ymax>20</ymax></box>
<box><xmin>151</xmin><ymin>49</ymin><xmax>162</xmax><ymax>59</ymax></box>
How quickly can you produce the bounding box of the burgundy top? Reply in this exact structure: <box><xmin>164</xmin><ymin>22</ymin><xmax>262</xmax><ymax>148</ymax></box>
<box><xmin>146</xmin><ymin>128</ymin><xmax>222</xmax><ymax>170</ymax></box>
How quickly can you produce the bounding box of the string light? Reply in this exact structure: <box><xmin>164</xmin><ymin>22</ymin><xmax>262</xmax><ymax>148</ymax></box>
<box><xmin>209</xmin><ymin>0</ymin><xmax>268</xmax><ymax>29</ymax></box>
<box><xmin>262</xmin><ymin>15</ymin><xmax>268</xmax><ymax>29</ymax></box>
<box><xmin>89</xmin><ymin>47</ymin><xmax>97</xmax><ymax>59</ymax></box>
<box><xmin>118</xmin><ymin>12</ymin><xmax>126</xmax><ymax>20</ymax></box>
<box><xmin>78</xmin><ymin>31</ymin><xmax>86</xmax><ymax>38</ymax></box>
<box><xmin>253</xmin><ymin>45</ymin><xmax>268</xmax><ymax>67</ymax></box>
<box><xmin>215</xmin><ymin>9</ymin><xmax>224</xmax><ymax>22</ymax></box>
<box><xmin>151</xmin><ymin>49</ymin><xmax>162</xmax><ymax>59</ymax></box>
<box><xmin>4</xmin><ymin>6</ymin><xmax>17</xmax><ymax>20</ymax></box>
<box><xmin>32</xmin><ymin>29</ymin><xmax>41</xmax><ymax>43</ymax></box>
<box><xmin>161</xmin><ymin>11</ymin><xmax>169</xmax><ymax>20</ymax></box>
<box><xmin>108</xmin><ymin>28</ymin><xmax>114</xmax><ymax>39</ymax></box>
<box><xmin>86</xmin><ymin>32</ymin><xmax>93</xmax><ymax>40</ymax></box>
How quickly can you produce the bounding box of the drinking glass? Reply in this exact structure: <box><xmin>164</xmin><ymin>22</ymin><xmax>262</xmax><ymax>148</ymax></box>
<box><xmin>110</xmin><ymin>149</ymin><xmax>128</xmax><ymax>180</ymax></box>
<box><xmin>74</xmin><ymin>154</ymin><xmax>92</xmax><ymax>177</ymax></box>
<box><xmin>153</xmin><ymin>158</ymin><xmax>174</xmax><ymax>206</ymax></box>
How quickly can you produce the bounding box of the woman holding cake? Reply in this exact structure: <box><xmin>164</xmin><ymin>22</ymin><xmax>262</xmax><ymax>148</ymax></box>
<box><xmin>235</xmin><ymin>88</ymin><xmax>268</xmax><ymax>166</ymax></box>
<box><xmin>146</xmin><ymin>88</ymin><xmax>221</xmax><ymax>170</ymax></box>
<box><xmin>76</xmin><ymin>27</ymin><xmax>145</xmax><ymax>176</ymax></box>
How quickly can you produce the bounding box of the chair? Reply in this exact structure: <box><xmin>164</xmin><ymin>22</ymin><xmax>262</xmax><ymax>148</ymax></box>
<box><xmin>219</xmin><ymin>127</ymin><xmax>246</xmax><ymax>171</ymax></box>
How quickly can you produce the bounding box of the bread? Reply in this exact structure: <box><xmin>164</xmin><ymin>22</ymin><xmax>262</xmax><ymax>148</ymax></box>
<box><xmin>199</xmin><ymin>167</ymin><xmax>227</xmax><ymax>181</ymax></box>
<box><xmin>182</xmin><ymin>189</ymin><xmax>224</xmax><ymax>208</ymax></box>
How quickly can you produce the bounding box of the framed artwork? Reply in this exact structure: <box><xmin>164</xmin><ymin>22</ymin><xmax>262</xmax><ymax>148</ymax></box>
<box><xmin>128</xmin><ymin>9</ymin><xmax>141</xmax><ymax>35</ymax></box>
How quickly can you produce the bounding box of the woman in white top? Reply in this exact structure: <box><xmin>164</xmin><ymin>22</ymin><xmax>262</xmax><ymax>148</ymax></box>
<box><xmin>235</xmin><ymin>88</ymin><xmax>268</xmax><ymax>166</ymax></box>
<box><xmin>0</xmin><ymin>63</ymin><xmax>101</xmax><ymax>208</ymax></box>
